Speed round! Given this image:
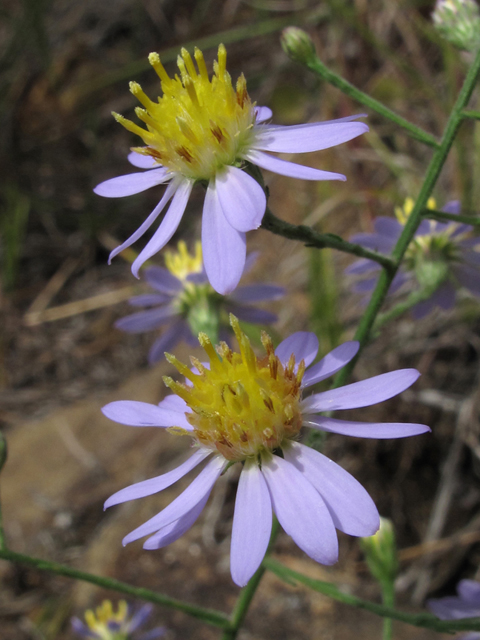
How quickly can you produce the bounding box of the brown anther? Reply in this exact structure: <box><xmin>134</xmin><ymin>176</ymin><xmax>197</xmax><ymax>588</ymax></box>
<box><xmin>261</xmin><ymin>331</ymin><xmax>275</xmax><ymax>356</ymax></box>
<box><xmin>263</xmin><ymin>397</ymin><xmax>275</xmax><ymax>413</ymax></box>
<box><xmin>210</xmin><ymin>121</ymin><xmax>225</xmax><ymax>143</ymax></box>
<box><xmin>176</xmin><ymin>146</ymin><xmax>194</xmax><ymax>162</ymax></box>
<box><xmin>268</xmin><ymin>354</ymin><xmax>278</xmax><ymax>380</ymax></box>
<box><xmin>240</xmin><ymin>432</ymin><xmax>248</xmax><ymax>442</ymax></box>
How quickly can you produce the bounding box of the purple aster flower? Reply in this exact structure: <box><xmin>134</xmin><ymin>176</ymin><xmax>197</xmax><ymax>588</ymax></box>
<box><xmin>347</xmin><ymin>198</ymin><xmax>480</xmax><ymax>318</ymax></box>
<box><xmin>102</xmin><ymin>315</ymin><xmax>429</xmax><ymax>587</ymax></box>
<box><xmin>71</xmin><ymin>599</ymin><xmax>165</xmax><ymax>640</ymax></box>
<box><xmin>94</xmin><ymin>44</ymin><xmax>368</xmax><ymax>294</ymax></box>
<box><xmin>115</xmin><ymin>241</ymin><xmax>284</xmax><ymax>364</ymax></box>
<box><xmin>428</xmin><ymin>580</ymin><xmax>480</xmax><ymax>640</ymax></box>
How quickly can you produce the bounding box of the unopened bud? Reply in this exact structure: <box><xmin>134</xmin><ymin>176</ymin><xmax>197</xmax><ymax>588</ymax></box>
<box><xmin>432</xmin><ymin>0</ymin><xmax>480</xmax><ymax>52</ymax></box>
<box><xmin>360</xmin><ymin>517</ymin><xmax>398</xmax><ymax>585</ymax></box>
<box><xmin>281</xmin><ymin>27</ymin><xmax>316</xmax><ymax>65</ymax></box>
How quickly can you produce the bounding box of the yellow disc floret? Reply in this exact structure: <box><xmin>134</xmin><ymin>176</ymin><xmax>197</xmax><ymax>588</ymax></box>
<box><xmin>163</xmin><ymin>315</ymin><xmax>305</xmax><ymax>462</ymax></box>
<box><xmin>84</xmin><ymin>600</ymin><xmax>129</xmax><ymax>639</ymax></box>
<box><xmin>165</xmin><ymin>240</ymin><xmax>203</xmax><ymax>281</ymax></box>
<box><xmin>114</xmin><ymin>45</ymin><xmax>257</xmax><ymax>181</ymax></box>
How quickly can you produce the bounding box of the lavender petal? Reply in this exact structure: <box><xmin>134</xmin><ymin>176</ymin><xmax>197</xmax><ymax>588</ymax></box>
<box><xmin>245</xmin><ymin>150</ymin><xmax>346</xmax><ymax>181</ymax></box>
<box><xmin>255</xmin><ymin>106</ymin><xmax>273</xmax><ymax>122</ymax></box>
<box><xmin>254</xmin><ymin>120</ymin><xmax>368</xmax><ymax>153</ymax></box>
<box><xmin>202</xmin><ymin>181</ymin><xmax>246</xmax><ymax>294</ymax></box>
<box><xmin>132</xmin><ymin>180</ymin><xmax>193</xmax><ymax>277</ymax></box>
<box><xmin>108</xmin><ymin>181</ymin><xmax>177</xmax><ymax>263</ymax></box>
<box><xmin>457</xmin><ymin>580</ymin><xmax>480</xmax><ymax>604</ymax></box>
<box><xmin>216</xmin><ymin>166</ymin><xmax>266</xmax><ymax>232</ymax></box>
<box><xmin>122</xmin><ymin>456</ymin><xmax>224</xmax><ymax>545</ymax></box>
<box><xmin>114</xmin><ymin>306</ymin><xmax>178</xmax><ymax>333</ymax></box>
<box><xmin>128</xmin><ymin>293</ymin><xmax>171</xmax><ymax>307</ymax></box>
<box><xmin>101</xmin><ymin>400</ymin><xmax>193</xmax><ymax>430</ymax></box>
<box><xmin>304</xmin><ymin>415</ymin><xmax>430</xmax><ymax>438</ymax></box>
<box><xmin>226</xmin><ymin>304</ymin><xmax>277</xmax><ymax>325</ymax></box>
<box><xmin>301</xmin><ymin>369</ymin><xmax>420</xmax><ymax>412</ymax></box>
<box><xmin>275</xmin><ymin>331</ymin><xmax>319</xmax><ymax>368</ymax></box>
<box><xmin>144</xmin><ymin>266</ymin><xmax>183</xmax><ymax>294</ymax></box>
<box><xmin>231</xmin><ymin>460</ymin><xmax>272</xmax><ymax>587</ymax></box>
<box><xmin>284</xmin><ymin>442</ymin><xmax>379</xmax><ymax>536</ymax></box>
<box><xmin>230</xmin><ymin>284</ymin><xmax>285</xmax><ymax>303</ymax></box>
<box><xmin>128</xmin><ymin>151</ymin><xmax>160</xmax><ymax>169</ymax></box>
<box><xmin>104</xmin><ymin>449</ymin><xmax>211</xmax><ymax>509</ymax></box>
<box><xmin>148</xmin><ymin>323</ymin><xmax>192</xmax><ymax>365</ymax></box>
<box><xmin>94</xmin><ymin>168</ymin><xmax>169</xmax><ymax>197</ymax></box>
<box><xmin>261</xmin><ymin>455</ymin><xmax>338</xmax><ymax>565</ymax></box>
<box><xmin>302</xmin><ymin>341</ymin><xmax>360</xmax><ymax>387</ymax></box>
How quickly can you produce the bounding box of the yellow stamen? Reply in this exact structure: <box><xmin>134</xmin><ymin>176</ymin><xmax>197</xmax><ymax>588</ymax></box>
<box><xmin>164</xmin><ymin>316</ymin><xmax>304</xmax><ymax>462</ymax></box>
<box><xmin>114</xmin><ymin>45</ymin><xmax>256</xmax><ymax>181</ymax></box>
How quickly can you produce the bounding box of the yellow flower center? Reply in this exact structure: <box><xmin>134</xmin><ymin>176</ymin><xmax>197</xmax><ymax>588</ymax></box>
<box><xmin>395</xmin><ymin>196</ymin><xmax>437</xmax><ymax>226</ymax></box>
<box><xmin>84</xmin><ymin>600</ymin><xmax>129</xmax><ymax>639</ymax></box>
<box><xmin>163</xmin><ymin>316</ymin><xmax>305</xmax><ymax>462</ymax></box>
<box><xmin>114</xmin><ymin>45</ymin><xmax>257</xmax><ymax>181</ymax></box>
<box><xmin>165</xmin><ymin>240</ymin><xmax>203</xmax><ymax>281</ymax></box>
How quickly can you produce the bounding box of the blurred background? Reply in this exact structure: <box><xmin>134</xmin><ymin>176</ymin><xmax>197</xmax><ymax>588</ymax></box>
<box><xmin>1</xmin><ymin>0</ymin><xmax>480</xmax><ymax>638</ymax></box>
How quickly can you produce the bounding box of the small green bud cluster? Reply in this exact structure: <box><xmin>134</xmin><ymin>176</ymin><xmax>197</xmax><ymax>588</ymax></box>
<box><xmin>432</xmin><ymin>0</ymin><xmax>480</xmax><ymax>52</ymax></box>
<box><xmin>360</xmin><ymin>517</ymin><xmax>398</xmax><ymax>587</ymax></box>
<box><xmin>281</xmin><ymin>27</ymin><xmax>317</xmax><ymax>65</ymax></box>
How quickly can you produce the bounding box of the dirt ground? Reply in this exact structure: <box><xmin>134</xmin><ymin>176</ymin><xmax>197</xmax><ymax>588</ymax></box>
<box><xmin>2</xmin><ymin>0</ymin><xmax>480</xmax><ymax>638</ymax></box>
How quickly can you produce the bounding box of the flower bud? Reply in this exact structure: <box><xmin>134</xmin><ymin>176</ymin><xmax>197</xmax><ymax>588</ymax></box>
<box><xmin>281</xmin><ymin>27</ymin><xmax>317</xmax><ymax>65</ymax></box>
<box><xmin>360</xmin><ymin>517</ymin><xmax>398</xmax><ymax>586</ymax></box>
<box><xmin>432</xmin><ymin>0</ymin><xmax>480</xmax><ymax>52</ymax></box>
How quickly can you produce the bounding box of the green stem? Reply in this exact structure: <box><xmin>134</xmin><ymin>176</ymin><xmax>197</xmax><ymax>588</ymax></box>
<box><xmin>221</xmin><ymin>519</ymin><xmax>281</xmax><ymax>640</ymax></box>
<box><xmin>332</xmin><ymin>45</ymin><xmax>480</xmax><ymax>387</ymax></box>
<box><xmin>424</xmin><ymin>208</ymin><xmax>480</xmax><ymax>226</ymax></box>
<box><xmin>300</xmin><ymin>55</ymin><xmax>440</xmax><ymax>148</ymax></box>
<box><xmin>381</xmin><ymin>580</ymin><xmax>395</xmax><ymax>640</ymax></box>
<box><xmin>462</xmin><ymin>110</ymin><xmax>480</xmax><ymax>120</ymax></box>
<box><xmin>264</xmin><ymin>558</ymin><xmax>480</xmax><ymax>634</ymax></box>
<box><xmin>0</xmin><ymin>548</ymin><xmax>230</xmax><ymax>629</ymax></box>
<box><xmin>261</xmin><ymin>208</ymin><xmax>396</xmax><ymax>272</ymax></box>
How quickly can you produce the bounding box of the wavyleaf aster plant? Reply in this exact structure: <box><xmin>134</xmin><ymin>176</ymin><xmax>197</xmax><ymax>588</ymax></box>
<box><xmin>102</xmin><ymin>315</ymin><xmax>429</xmax><ymax>587</ymax></box>
<box><xmin>94</xmin><ymin>44</ymin><xmax>368</xmax><ymax>294</ymax></box>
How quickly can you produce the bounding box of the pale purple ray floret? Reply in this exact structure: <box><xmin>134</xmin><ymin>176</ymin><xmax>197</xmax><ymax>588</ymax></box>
<box><xmin>115</xmin><ymin>252</ymin><xmax>284</xmax><ymax>364</ymax></box>
<box><xmin>428</xmin><ymin>579</ymin><xmax>480</xmax><ymax>640</ymax></box>
<box><xmin>347</xmin><ymin>201</ymin><xmax>480</xmax><ymax>318</ymax></box>
<box><xmin>102</xmin><ymin>330</ymin><xmax>429</xmax><ymax>587</ymax></box>
<box><xmin>94</xmin><ymin>108</ymin><xmax>368</xmax><ymax>294</ymax></box>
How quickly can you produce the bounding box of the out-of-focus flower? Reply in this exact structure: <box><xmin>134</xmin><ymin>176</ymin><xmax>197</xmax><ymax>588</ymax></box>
<box><xmin>432</xmin><ymin>0</ymin><xmax>480</xmax><ymax>52</ymax></box>
<box><xmin>71</xmin><ymin>600</ymin><xmax>165</xmax><ymax>640</ymax></box>
<box><xmin>428</xmin><ymin>580</ymin><xmax>480</xmax><ymax>640</ymax></box>
<box><xmin>347</xmin><ymin>198</ymin><xmax>480</xmax><ymax>318</ymax></box>
<box><xmin>115</xmin><ymin>241</ymin><xmax>284</xmax><ymax>364</ymax></box>
<box><xmin>94</xmin><ymin>44</ymin><xmax>368</xmax><ymax>294</ymax></box>
<box><xmin>102</xmin><ymin>316</ymin><xmax>429</xmax><ymax>587</ymax></box>
<box><xmin>360</xmin><ymin>517</ymin><xmax>398</xmax><ymax>586</ymax></box>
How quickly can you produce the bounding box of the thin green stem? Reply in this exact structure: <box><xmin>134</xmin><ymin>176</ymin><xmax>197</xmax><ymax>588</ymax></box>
<box><xmin>381</xmin><ymin>580</ymin><xmax>395</xmax><ymax>640</ymax></box>
<box><xmin>261</xmin><ymin>208</ymin><xmax>396</xmax><ymax>272</ymax></box>
<box><xmin>300</xmin><ymin>56</ymin><xmax>440</xmax><ymax>148</ymax></box>
<box><xmin>462</xmin><ymin>110</ymin><xmax>480</xmax><ymax>120</ymax></box>
<box><xmin>424</xmin><ymin>208</ymin><xmax>480</xmax><ymax>226</ymax></box>
<box><xmin>264</xmin><ymin>558</ymin><xmax>480</xmax><ymax>634</ymax></box>
<box><xmin>0</xmin><ymin>548</ymin><xmax>230</xmax><ymax>629</ymax></box>
<box><xmin>0</xmin><ymin>432</ymin><xmax>7</xmax><ymax>551</ymax></box>
<box><xmin>221</xmin><ymin>519</ymin><xmax>281</xmax><ymax>640</ymax></box>
<box><xmin>332</xmin><ymin>45</ymin><xmax>480</xmax><ymax>387</ymax></box>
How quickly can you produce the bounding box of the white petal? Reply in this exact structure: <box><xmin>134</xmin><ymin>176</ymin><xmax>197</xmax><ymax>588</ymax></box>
<box><xmin>284</xmin><ymin>442</ymin><xmax>379</xmax><ymax>536</ymax></box>
<box><xmin>216</xmin><ymin>166</ymin><xmax>266</xmax><ymax>232</ymax></box>
<box><xmin>231</xmin><ymin>460</ymin><xmax>272</xmax><ymax>586</ymax></box>
<box><xmin>94</xmin><ymin>168</ymin><xmax>169</xmax><ymax>197</ymax></box>
<box><xmin>245</xmin><ymin>150</ymin><xmax>346</xmax><ymax>181</ymax></box>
